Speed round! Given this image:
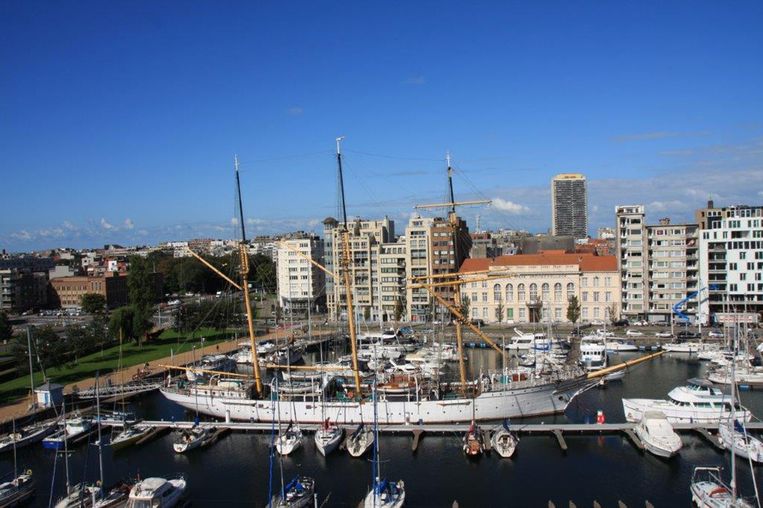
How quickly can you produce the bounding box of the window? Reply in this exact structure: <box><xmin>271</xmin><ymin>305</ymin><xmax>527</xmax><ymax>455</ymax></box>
<box><xmin>493</xmin><ymin>284</ymin><xmax>502</xmax><ymax>302</ymax></box>
<box><xmin>482</xmin><ymin>292</ymin><xmax>488</xmax><ymax>302</ymax></box>
<box><xmin>555</xmin><ymin>307</ymin><xmax>561</xmax><ymax>320</ymax></box>
<box><xmin>605</xmin><ymin>291</ymin><xmax>612</xmax><ymax>302</ymax></box>
<box><xmin>567</xmin><ymin>283</ymin><xmax>575</xmax><ymax>300</ymax></box>
<box><xmin>582</xmin><ymin>308</ymin><xmax>588</xmax><ymax>319</ymax></box>
<box><xmin>594</xmin><ymin>292</ymin><xmax>600</xmax><ymax>302</ymax></box>
<box><xmin>593</xmin><ymin>276</ymin><xmax>600</xmax><ymax>287</ymax></box>
<box><xmin>518</xmin><ymin>284</ymin><xmax>526</xmax><ymax>301</ymax></box>
<box><xmin>506</xmin><ymin>284</ymin><xmax>513</xmax><ymax>302</ymax></box>
<box><xmin>542</xmin><ymin>283</ymin><xmax>550</xmax><ymax>300</ymax></box>
<box><xmin>582</xmin><ymin>277</ymin><xmax>588</xmax><ymax>288</ymax></box>
<box><xmin>507</xmin><ymin>308</ymin><xmax>514</xmax><ymax>320</ymax></box>
<box><xmin>519</xmin><ymin>308</ymin><xmax>526</xmax><ymax>320</ymax></box>
<box><xmin>582</xmin><ymin>291</ymin><xmax>588</xmax><ymax>302</ymax></box>
<box><xmin>529</xmin><ymin>283</ymin><xmax>538</xmax><ymax>300</ymax></box>
<box><xmin>482</xmin><ymin>308</ymin><xmax>488</xmax><ymax>318</ymax></box>
<box><xmin>554</xmin><ymin>283</ymin><xmax>562</xmax><ymax>301</ymax></box>
<box><xmin>594</xmin><ymin>307</ymin><xmax>599</xmax><ymax>318</ymax></box>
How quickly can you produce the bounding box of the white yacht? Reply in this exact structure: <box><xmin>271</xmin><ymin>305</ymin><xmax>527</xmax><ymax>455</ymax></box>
<box><xmin>708</xmin><ymin>364</ymin><xmax>763</xmax><ymax>387</ymax></box>
<box><xmin>580</xmin><ymin>336</ymin><xmax>607</xmax><ymax>371</ymax></box>
<box><xmin>504</xmin><ymin>330</ymin><xmax>548</xmax><ymax>351</ymax></box>
<box><xmin>718</xmin><ymin>420</ymin><xmax>763</xmax><ymax>463</ymax></box>
<box><xmin>662</xmin><ymin>341</ymin><xmax>703</xmax><ymax>353</ymax></box>
<box><xmin>490</xmin><ymin>426</ymin><xmax>519</xmax><ymax>458</ymax></box>
<box><xmin>605</xmin><ymin>338</ymin><xmax>639</xmax><ymax>352</ymax></box>
<box><xmin>633</xmin><ymin>411</ymin><xmax>682</xmax><ymax>458</ymax></box>
<box><xmin>314</xmin><ymin>421</ymin><xmax>343</xmax><ymax>457</ymax></box>
<box><xmin>275</xmin><ymin>423</ymin><xmax>303</xmax><ymax>455</ymax></box>
<box><xmin>126</xmin><ymin>477</ymin><xmax>187</xmax><ymax>508</ymax></box>
<box><xmin>623</xmin><ymin>378</ymin><xmax>751</xmax><ymax>424</ymax></box>
<box><xmin>690</xmin><ymin>467</ymin><xmax>754</xmax><ymax>508</ymax></box>
<box><xmin>172</xmin><ymin>426</ymin><xmax>213</xmax><ymax>453</ymax></box>
<box><xmin>347</xmin><ymin>424</ymin><xmax>374</xmax><ymax>458</ymax></box>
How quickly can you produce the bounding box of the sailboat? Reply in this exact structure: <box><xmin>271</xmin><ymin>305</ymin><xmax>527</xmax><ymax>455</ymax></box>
<box><xmin>0</xmin><ymin>420</ymin><xmax>36</xmax><ymax>507</ymax></box>
<box><xmin>347</xmin><ymin>423</ymin><xmax>374</xmax><ymax>458</ymax></box>
<box><xmin>690</xmin><ymin>322</ymin><xmax>759</xmax><ymax>507</ymax></box>
<box><xmin>270</xmin><ymin>476</ymin><xmax>316</xmax><ymax>508</ymax></box>
<box><xmin>314</xmin><ymin>418</ymin><xmax>343</xmax><ymax>457</ymax></box>
<box><xmin>490</xmin><ymin>421</ymin><xmax>519</xmax><ymax>459</ymax></box>
<box><xmin>172</xmin><ymin>425</ymin><xmax>214</xmax><ymax>454</ymax></box>
<box><xmin>0</xmin><ymin>419</ymin><xmax>57</xmax><ymax>453</ymax></box>
<box><xmin>275</xmin><ymin>422</ymin><xmax>303</xmax><ymax>456</ymax></box>
<box><xmin>462</xmin><ymin>422</ymin><xmax>484</xmax><ymax>458</ymax></box>
<box><xmin>362</xmin><ymin>381</ymin><xmax>405</xmax><ymax>508</ymax></box>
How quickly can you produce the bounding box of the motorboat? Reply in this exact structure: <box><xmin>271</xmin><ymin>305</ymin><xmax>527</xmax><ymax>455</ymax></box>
<box><xmin>662</xmin><ymin>341</ymin><xmax>703</xmax><ymax>353</ymax></box>
<box><xmin>275</xmin><ymin>423</ymin><xmax>303</xmax><ymax>456</ymax></box>
<box><xmin>314</xmin><ymin>420</ymin><xmax>343</xmax><ymax>457</ymax></box>
<box><xmin>410</xmin><ymin>343</ymin><xmax>463</xmax><ymax>362</ymax></box>
<box><xmin>172</xmin><ymin>426</ymin><xmax>213</xmax><ymax>453</ymax></box>
<box><xmin>622</xmin><ymin>378</ymin><xmax>751</xmax><ymax>424</ymax></box>
<box><xmin>690</xmin><ymin>467</ymin><xmax>754</xmax><ymax>508</ymax></box>
<box><xmin>633</xmin><ymin>411</ymin><xmax>682</xmax><ymax>458</ymax></box>
<box><xmin>0</xmin><ymin>420</ymin><xmax>56</xmax><ymax>453</ymax></box>
<box><xmin>126</xmin><ymin>477</ymin><xmax>187</xmax><ymax>508</ymax></box>
<box><xmin>462</xmin><ymin>423</ymin><xmax>484</xmax><ymax>458</ymax></box>
<box><xmin>605</xmin><ymin>338</ymin><xmax>639</xmax><ymax>352</ymax></box>
<box><xmin>347</xmin><ymin>424</ymin><xmax>374</xmax><ymax>458</ymax></box>
<box><xmin>625</xmin><ymin>329</ymin><xmax>644</xmax><ymax>337</ymax></box>
<box><xmin>580</xmin><ymin>336</ymin><xmax>607</xmax><ymax>371</ymax></box>
<box><xmin>0</xmin><ymin>470</ymin><xmax>35</xmax><ymax>506</ymax></box>
<box><xmin>655</xmin><ymin>331</ymin><xmax>673</xmax><ymax>338</ymax></box>
<box><xmin>43</xmin><ymin>417</ymin><xmax>95</xmax><ymax>450</ymax></box>
<box><xmin>110</xmin><ymin>424</ymin><xmax>153</xmax><ymax>451</ymax></box>
<box><xmin>718</xmin><ymin>420</ymin><xmax>763</xmax><ymax>463</ymax></box>
<box><xmin>271</xmin><ymin>476</ymin><xmax>316</xmax><ymax>508</ymax></box>
<box><xmin>490</xmin><ymin>426</ymin><xmax>519</xmax><ymax>458</ymax></box>
<box><xmin>504</xmin><ymin>330</ymin><xmax>548</xmax><ymax>351</ymax></box>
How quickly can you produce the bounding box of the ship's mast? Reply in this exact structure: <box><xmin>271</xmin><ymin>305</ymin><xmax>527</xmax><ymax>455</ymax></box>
<box><xmin>235</xmin><ymin>155</ymin><xmax>264</xmax><ymax>396</ymax></box>
<box><xmin>336</xmin><ymin>138</ymin><xmax>362</xmax><ymax>395</ymax></box>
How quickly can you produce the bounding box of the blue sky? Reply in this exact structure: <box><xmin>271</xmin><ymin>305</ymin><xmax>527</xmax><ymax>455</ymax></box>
<box><xmin>2</xmin><ymin>1</ymin><xmax>762</xmax><ymax>252</ymax></box>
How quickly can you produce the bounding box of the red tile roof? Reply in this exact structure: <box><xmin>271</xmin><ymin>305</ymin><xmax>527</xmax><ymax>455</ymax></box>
<box><xmin>460</xmin><ymin>250</ymin><xmax>617</xmax><ymax>273</ymax></box>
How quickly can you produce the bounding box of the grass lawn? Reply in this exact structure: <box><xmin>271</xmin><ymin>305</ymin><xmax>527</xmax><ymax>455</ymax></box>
<box><xmin>0</xmin><ymin>328</ymin><xmax>235</xmax><ymax>405</ymax></box>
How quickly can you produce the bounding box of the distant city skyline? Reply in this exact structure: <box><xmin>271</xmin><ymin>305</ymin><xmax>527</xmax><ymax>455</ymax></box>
<box><xmin>2</xmin><ymin>1</ymin><xmax>762</xmax><ymax>251</ymax></box>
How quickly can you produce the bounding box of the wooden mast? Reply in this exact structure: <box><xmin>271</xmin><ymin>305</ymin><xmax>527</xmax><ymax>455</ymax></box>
<box><xmin>234</xmin><ymin>155</ymin><xmax>263</xmax><ymax>396</ymax></box>
<box><xmin>336</xmin><ymin>137</ymin><xmax>362</xmax><ymax>395</ymax></box>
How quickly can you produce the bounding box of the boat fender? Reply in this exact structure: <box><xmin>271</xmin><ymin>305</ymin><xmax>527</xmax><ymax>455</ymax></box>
<box><xmin>25</xmin><ymin>469</ymin><xmax>32</xmax><ymax>475</ymax></box>
<box><xmin>596</xmin><ymin>410</ymin><xmax>605</xmax><ymax>424</ymax></box>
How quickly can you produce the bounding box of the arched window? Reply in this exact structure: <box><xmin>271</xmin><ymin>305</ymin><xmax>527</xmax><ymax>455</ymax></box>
<box><xmin>493</xmin><ymin>284</ymin><xmax>502</xmax><ymax>302</ymax></box>
<box><xmin>529</xmin><ymin>283</ymin><xmax>538</xmax><ymax>300</ymax></box>
<box><xmin>506</xmin><ymin>284</ymin><xmax>513</xmax><ymax>302</ymax></box>
<box><xmin>566</xmin><ymin>282</ymin><xmax>575</xmax><ymax>300</ymax></box>
<box><xmin>542</xmin><ymin>283</ymin><xmax>550</xmax><ymax>300</ymax></box>
<box><xmin>554</xmin><ymin>283</ymin><xmax>562</xmax><ymax>301</ymax></box>
<box><xmin>517</xmin><ymin>283</ymin><xmax>526</xmax><ymax>301</ymax></box>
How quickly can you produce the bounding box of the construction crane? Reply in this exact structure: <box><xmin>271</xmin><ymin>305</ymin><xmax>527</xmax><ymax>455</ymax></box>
<box><xmin>413</xmin><ymin>152</ymin><xmax>492</xmax><ymax>393</ymax></box>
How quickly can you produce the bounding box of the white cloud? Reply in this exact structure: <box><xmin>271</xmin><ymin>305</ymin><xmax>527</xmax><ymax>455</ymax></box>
<box><xmin>124</xmin><ymin>218</ymin><xmax>134</xmax><ymax>230</ymax></box>
<box><xmin>100</xmin><ymin>218</ymin><xmax>114</xmax><ymax>230</ymax></box>
<box><xmin>287</xmin><ymin>106</ymin><xmax>304</xmax><ymax>117</ymax></box>
<box><xmin>10</xmin><ymin>230</ymin><xmax>33</xmax><ymax>241</ymax></box>
<box><xmin>491</xmin><ymin>198</ymin><xmax>529</xmax><ymax>214</ymax></box>
<box><xmin>246</xmin><ymin>218</ymin><xmax>266</xmax><ymax>225</ymax></box>
<box><xmin>613</xmin><ymin>130</ymin><xmax>708</xmax><ymax>142</ymax></box>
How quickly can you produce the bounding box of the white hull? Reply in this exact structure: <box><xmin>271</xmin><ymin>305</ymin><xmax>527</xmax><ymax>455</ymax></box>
<box><xmin>623</xmin><ymin>399</ymin><xmax>751</xmax><ymax>424</ymax></box>
<box><xmin>314</xmin><ymin>428</ymin><xmax>343</xmax><ymax>456</ymax></box>
<box><xmin>160</xmin><ymin>376</ymin><xmax>592</xmax><ymax>425</ymax></box>
<box><xmin>718</xmin><ymin>422</ymin><xmax>763</xmax><ymax>463</ymax></box>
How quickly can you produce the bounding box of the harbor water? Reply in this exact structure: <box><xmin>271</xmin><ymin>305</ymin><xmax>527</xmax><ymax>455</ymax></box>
<box><xmin>3</xmin><ymin>350</ymin><xmax>763</xmax><ymax>507</ymax></box>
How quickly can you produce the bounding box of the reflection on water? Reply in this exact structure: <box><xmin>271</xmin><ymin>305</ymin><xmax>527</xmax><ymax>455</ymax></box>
<box><xmin>1</xmin><ymin>351</ymin><xmax>762</xmax><ymax>506</ymax></box>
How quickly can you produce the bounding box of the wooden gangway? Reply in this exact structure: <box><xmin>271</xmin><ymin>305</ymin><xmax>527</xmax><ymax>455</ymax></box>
<box><xmin>75</xmin><ymin>381</ymin><xmax>163</xmax><ymax>400</ymax></box>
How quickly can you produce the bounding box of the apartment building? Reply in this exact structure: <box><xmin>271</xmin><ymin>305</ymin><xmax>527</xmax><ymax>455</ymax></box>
<box><xmin>698</xmin><ymin>203</ymin><xmax>763</xmax><ymax>322</ymax></box>
<box><xmin>404</xmin><ymin>216</ymin><xmax>435</xmax><ymax>322</ymax></box>
<box><xmin>615</xmin><ymin>206</ymin><xmax>700</xmax><ymax>323</ymax></box>
<box><xmin>276</xmin><ymin>236</ymin><xmax>325</xmax><ymax>315</ymax></box>
<box><xmin>552</xmin><ymin>173</ymin><xmax>588</xmax><ymax>239</ymax></box>
<box><xmin>0</xmin><ymin>268</ymin><xmax>49</xmax><ymax>313</ymax></box>
<box><xmin>459</xmin><ymin>250</ymin><xmax>619</xmax><ymax>324</ymax></box>
<box><xmin>323</xmin><ymin>217</ymin><xmax>395</xmax><ymax>321</ymax></box>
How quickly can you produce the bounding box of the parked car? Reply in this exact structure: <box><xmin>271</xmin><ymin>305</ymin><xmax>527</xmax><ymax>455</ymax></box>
<box><xmin>676</xmin><ymin>330</ymin><xmax>700</xmax><ymax>340</ymax></box>
<box><xmin>626</xmin><ymin>329</ymin><xmax>644</xmax><ymax>337</ymax></box>
<box><xmin>612</xmin><ymin>319</ymin><xmax>630</xmax><ymax>327</ymax></box>
<box><xmin>655</xmin><ymin>331</ymin><xmax>673</xmax><ymax>338</ymax></box>
<box><xmin>708</xmin><ymin>329</ymin><xmax>724</xmax><ymax>338</ymax></box>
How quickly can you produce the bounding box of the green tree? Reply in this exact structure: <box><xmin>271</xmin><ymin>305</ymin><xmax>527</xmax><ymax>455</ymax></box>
<box><xmin>127</xmin><ymin>256</ymin><xmax>156</xmax><ymax>344</ymax></box>
<box><xmin>275</xmin><ymin>305</ymin><xmax>282</xmax><ymax>325</ymax></box>
<box><xmin>80</xmin><ymin>293</ymin><xmax>106</xmax><ymax>314</ymax></box>
<box><xmin>567</xmin><ymin>295</ymin><xmax>581</xmax><ymax>325</ymax></box>
<box><xmin>0</xmin><ymin>311</ymin><xmax>12</xmax><ymax>341</ymax></box>
<box><xmin>459</xmin><ymin>295</ymin><xmax>471</xmax><ymax>321</ymax></box>
<box><xmin>13</xmin><ymin>326</ymin><xmax>66</xmax><ymax>375</ymax></box>
<box><xmin>363</xmin><ymin>306</ymin><xmax>371</xmax><ymax>322</ymax></box>
<box><xmin>496</xmin><ymin>302</ymin><xmax>504</xmax><ymax>324</ymax></box>
<box><xmin>109</xmin><ymin>306</ymin><xmax>136</xmax><ymax>342</ymax></box>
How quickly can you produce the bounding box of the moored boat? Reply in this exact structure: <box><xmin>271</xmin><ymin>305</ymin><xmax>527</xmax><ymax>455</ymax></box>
<box><xmin>490</xmin><ymin>425</ymin><xmax>519</xmax><ymax>458</ymax></box>
<box><xmin>347</xmin><ymin>424</ymin><xmax>374</xmax><ymax>458</ymax></box>
<box><xmin>125</xmin><ymin>477</ymin><xmax>186</xmax><ymax>508</ymax></box>
<box><xmin>0</xmin><ymin>421</ymin><xmax>56</xmax><ymax>453</ymax></box>
<box><xmin>718</xmin><ymin>420</ymin><xmax>763</xmax><ymax>463</ymax></box>
<box><xmin>462</xmin><ymin>423</ymin><xmax>484</xmax><ymax>458</ymax></box>
<box><xmin>633</xmin><ymin>411</ymin><xmax>682</xmax><ymax>458</ymax></box>
<box><xmin>270</xmin><ymin>476</ymin><xmax>316</xmax><ymax>508</ymax></box>
<box><xmin>275</xmin><ymin>423</ymin><xmax>303</xmax><ymax>456</ymax></box>
<box><xmin>314</xmin><ymin>420</ymin><xmax>343</xmax><ymax>457</ymax></box>
<box><xmin>0</xmin><ymin>470</ymin><xmax>34</xmax><ymax>507</ymax></box>
<box><xmin>172</xmin><ymin>426</ymin><xmax>213</xmax><ymax>454</ymax></box>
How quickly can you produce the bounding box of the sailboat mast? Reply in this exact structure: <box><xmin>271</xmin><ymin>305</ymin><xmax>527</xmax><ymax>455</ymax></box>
<box><xmin>26</xmin><ymin>327</ymin><xmax>34</xmax><ymax>406</ymax></box>
<box><xmin>336</xmin><ymin>138</ymin><xmax>362</xmax><ymax>395</ymax></box>
<box><xmin>445</xmin><ymin>153</ymin><xmax>468</xmax><ymax>392</ymax></box>
<box><xmin>234</xmin><ymin>155</ymin><xmax>264</xmax><ymax>396</ymax></box>
<box><xmin>95</xmin><ymin>374</ymin><xmax>104</xmax><ymax>490</ymax></box>
<box><xmin>730</xmin><ymin>317</ymin><xmax>738</xmax><ymax>500</ymax></box>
